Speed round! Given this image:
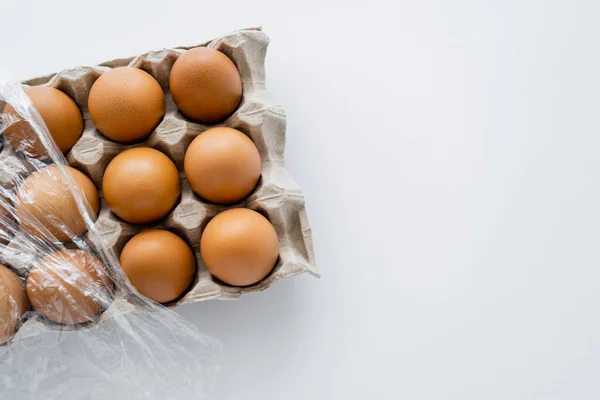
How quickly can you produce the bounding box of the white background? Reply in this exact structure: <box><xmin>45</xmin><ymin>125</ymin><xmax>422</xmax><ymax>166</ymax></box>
<box><xmin>2</xmin><ymin>0</ymin><xmax>600</xmax><ymax>399</ymax></box>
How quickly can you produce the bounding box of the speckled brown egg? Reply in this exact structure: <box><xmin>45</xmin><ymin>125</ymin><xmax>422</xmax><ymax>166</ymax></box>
<box><xmin>170</xmin><ymin>47</ymin><xmax>242</xmax><ymax>123</ymax></box>
<box><xmin>15</xmin><ymin>165</ymin><xmax>100</xmax><ymax>242</ymax></box>
<box><xmin>120</xmin><ymin>230</ymin><xmax>195</xmax><ymax>304</ymax></box>
<box><xmin>3</xmin><ymin>86</ymin><xmax>83</xmax><ymax>157</ymax></box>
<box><xmin>88</xmin><ymin>67</ymin><xmax>165</xmax><ymax>143</ymax></box>
<box><xmin>102</xmin><ymin>148</ymin><xmax>180</xmax><ymax>224</ymax></box>
<box><xmin>0</xmin><ymin>265</ymin><xmax>28</xmax><ymax>344</ymax></box>
<box><xmin>26</xmin><ymin>249</ymin><xmax>111</xmax><ymax>325</ymax></box>
<box><xmin>184</xmin><ymin>127</ymin><xmax>261</xmax><ymax>204</ymax></box>
<box><xmin>200</xmin><ymin>208</ymin><xmax>279</xmax><ymax>286</ymax></box>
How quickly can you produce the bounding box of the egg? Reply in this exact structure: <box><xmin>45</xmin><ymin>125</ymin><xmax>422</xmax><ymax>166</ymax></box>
<box><xmin>88</xmin><ymin>67</ymin><xmax>165</xmax><ymax>143</ymax></box>
<box><xmin>3</xmin><ymin>86</ymin><xmax>83</xmax><ymax>157</ymax></box>
<box><xmin>0</xmin><ymin>265</ymin><xmax>28</xmax><ymax>344</ymax></box>
<box><xmin>15</xmin><ymin>165</ymin><xmax>100</xmax><ymax>242</ymax></box>
<box><xmin>170</xmin><ymin>47</ymin><xmax>242</xmax><ymax>123</ymax></box>
<box><xmin>120</xmin><ymin>230</ymin><xmax>195</xmax><ymax>303</ymax></box>
<box><xmin>26</xmin><ymin>249</ymin><xmax>111</xmax><ymax>325</ymax></box>
<box><xmin>200</xmin><ymin>208</ymin><xmax>279</xmax><ymax>286</ymax></box>
<box><xmin>102</xmin><ymin>148</ymin><xmax>180</xmax><ymax>224</ymax></box>
<box><xmin>184</xmin><ymin>127</ymin><xmax>261</xmax><ymax>204</ymax></box>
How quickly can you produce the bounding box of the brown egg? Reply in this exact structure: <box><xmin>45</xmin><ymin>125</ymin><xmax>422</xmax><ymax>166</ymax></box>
<box><xmin>88</xmin><ymin>67</ymin><xmax>165</xmax><ymax>143</ymax></box>
<box><xmin>170</xmin><ymin>47</ymin><xmax>242</xmax><ymax>123</ymax></box>
<box><xmin>200</xmin><ymin>208</ymin><xmax>279</xmax><ymax>286</ymax></box>
<box><xmin>3</xmin><ymin>86</ymin><xmax>83</xmax><ymax>157</ymax></box>
<box><xmin>184</xmin><ymin>127</ymin><xmax>261</xmax><ymax>204</ymax></box>
<box><xmin>26</xmin><ymin>249</ymin><xmax>111</xmax><ymax>325</ymax></box>
<box><xmin>102</xmin><ymin>148</ymin><xmax>180</xmax><ymax>224</ymax></box>
<box><xmin>15</xmin><ymin>166</ymin><xmax>100</xmax><ymax>242</ymax></box>
<box><xmin>120</xmin><ymin>230</ymin><xmax>195</xmax><ymax>304</ymax></box>
<box><xmin>0</xmin><ymin>265</ymin><xmax>28</xmax><ymax>344</ymax></box>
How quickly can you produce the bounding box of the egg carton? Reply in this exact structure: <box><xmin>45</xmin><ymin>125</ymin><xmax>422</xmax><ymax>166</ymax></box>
<box><xmin>1</xmin><ymin>28</ymin><xmax>318</xmax><ymax>304</ymax></box>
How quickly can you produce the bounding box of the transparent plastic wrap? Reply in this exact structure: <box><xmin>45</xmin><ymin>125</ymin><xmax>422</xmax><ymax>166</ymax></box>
<box><xmin>0</xmin><ymin>81</ymin><xmax>222</xmax><ymax>398</ymax></box>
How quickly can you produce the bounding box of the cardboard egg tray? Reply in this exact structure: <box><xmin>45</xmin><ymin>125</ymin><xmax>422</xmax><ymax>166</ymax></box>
<box><xmin>0</xmin><ymin>28</ymin><xmax>318</xmax><ymax>305</ymax></box>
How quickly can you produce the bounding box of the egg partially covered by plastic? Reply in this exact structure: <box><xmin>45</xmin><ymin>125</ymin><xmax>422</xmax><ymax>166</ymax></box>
<box><xmin>200</xmin><ymin>208</ymin><xmax>279</xmax><ymax>286</ymax></box>
<box><xmin>0</xmin><ymin>265</ymin><xmax>28</xmax><ymax>344</ymax></box>
<box><xmin>15</xmin><ymin>165</ymin><xmax>100</xmax><ymax>242</ymax></box>
<box><xmin>26</xmin><ymin>249</ymin><xmax>111</xmax><ymax>325</ymax></box>
<box><xmin>3</xmin><ymin>86</ymin><xmax>84</xmax><ymax>157</ymax></box>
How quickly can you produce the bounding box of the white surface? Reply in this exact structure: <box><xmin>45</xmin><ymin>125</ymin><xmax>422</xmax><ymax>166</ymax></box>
<box><xmin>2</xmin><ymin>1</ymin><xmax>600</xmax><ymax>399</ymax></box>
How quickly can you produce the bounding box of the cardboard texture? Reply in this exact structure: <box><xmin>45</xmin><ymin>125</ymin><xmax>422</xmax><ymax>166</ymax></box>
<box><xmin>0</xmin><ymin>28</ymin><xmax>318</xmax><ymax>308</ymax></box>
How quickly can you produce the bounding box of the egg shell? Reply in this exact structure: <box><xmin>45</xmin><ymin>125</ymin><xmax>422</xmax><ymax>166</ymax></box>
<box><xmin>26</xmin><ymin>249</ymin><xmax>111</xmax><ymax>325</ymax></box>
<box><xmin>15</xmin><ymin>165</ymin><xmax>99</xmax><ymax>242</ymax></box>
<box><xmin>169</xmin><ymin>47</ymin><xmax>242</xmax><ymax>123</ymax></box>
<box><xmin>0</xmin><ymin>265</ymin><xmax>28</xmax><ymax>344</ymax></box>
<box><xmin>119</xmin><ymin>229</ymin><xmax>195</xmax><ymax>304</ymax></box>
<box><xmin>102</xmin><ymin>148</ymin><xmax>181</xmax><ymax>224</ymax></box>
<box><xmin>3</xmin><ymin>86</ymin><xmax>83</xmax><ymax>157</ymax></box>
<box><xmin>88</xmin><ymin>67</ymin><xmax>165</xmax><ymax>144</ymax></box>
<box><xmin>184</xmin><ymin>127</ymin><xmax>261</xmax><ymax>204</ymax></box>
<box><xmin>200</xmin><ymin>208</ymin><xmax>279</xmax><ymax>286</ymax></box>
